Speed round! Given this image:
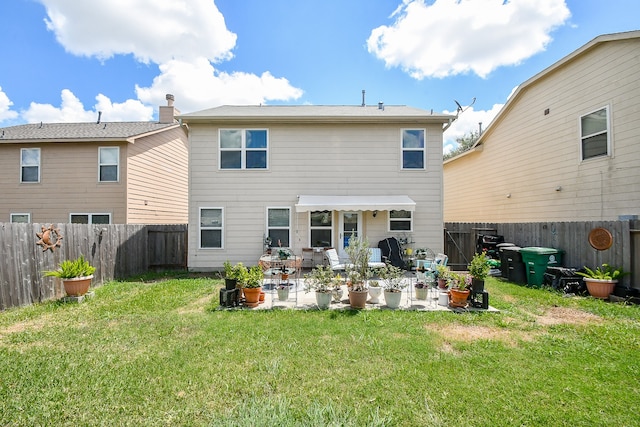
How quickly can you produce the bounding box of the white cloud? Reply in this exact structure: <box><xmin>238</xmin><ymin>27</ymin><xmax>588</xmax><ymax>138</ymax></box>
<box><xmin>34</xmin><ymin>0</ymin><xmax>303</xmax><ymax>118</ymax></box>
<box><xmin>22</xmin><ymin>89</ymin><xmax>153</xmax><ymax>123</ymax></box>
<box><xmin>0</xmin><ymin>87</ymin><xmax>19</xmax><ymax>122</ymax></box>
<box><xmin>368</xmin><ymin>0</ymin><xmax>571</xmax><ymax>79</ymax></box>
<box><xmin>40</xmin><ymin>0</ymin><xmax>236</xmax><ymax>64</ymax></box>
<box><xmin>136</xmin><ymin>58</ymin><xmax>304</xmax><ymax>113</ymax></box>
<box><xmin>443</xmin><ymin>103</ymin><xmax>503</xmax><ymax>153</ymax></box>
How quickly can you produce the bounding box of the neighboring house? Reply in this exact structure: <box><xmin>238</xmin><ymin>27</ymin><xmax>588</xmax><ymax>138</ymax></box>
<box><xmin>444</xmin><ymin>30</ymin><xmax>640</xmax><ymax>223</ymax></box>
<box><xmin>0</xmin><ymin>95</ymin><xmax>188</xmax><ymax>224</ymax></box>
<box><xmin>179</xmin><ymin>104</ymin><xmax>454</xmax><ymax>270</ymax></box>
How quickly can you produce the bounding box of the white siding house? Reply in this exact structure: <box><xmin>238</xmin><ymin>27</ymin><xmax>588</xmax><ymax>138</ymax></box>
<box><xmin>180</xmin><ymin>105</ymin><xmax>454</xmax><ymax>270</ymax></box>
<box><xmin>444</xmin><ymin>31</ymin><xmax>640</xmax><ymax>223</ymax></box>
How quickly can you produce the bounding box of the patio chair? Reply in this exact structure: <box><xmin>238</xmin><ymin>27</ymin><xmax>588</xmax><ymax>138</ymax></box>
<box><xmin>325</xmin><ymin>248</ymin><xmax>348</xmax><ymax>271</ymax></box>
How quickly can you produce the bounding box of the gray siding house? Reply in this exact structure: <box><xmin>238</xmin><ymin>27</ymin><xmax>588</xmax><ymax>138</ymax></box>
<box><xmin>179</xmin><ymin>104</ymin><xmax>454</xmax><ymax>270</ymax></box>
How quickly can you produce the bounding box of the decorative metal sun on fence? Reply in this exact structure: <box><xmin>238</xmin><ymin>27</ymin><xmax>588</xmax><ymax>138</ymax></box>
<box><xmin>36</xmin><ymin>224</ymin><xmax>63</xmax><ymax>252</ymax></box>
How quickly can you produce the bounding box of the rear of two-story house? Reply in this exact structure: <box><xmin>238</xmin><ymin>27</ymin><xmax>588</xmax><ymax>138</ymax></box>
<box><xmin>444</xmin><ymin>31</ymin><xmax>640</xmax><ymax>223</ymax></box>
<box><xmin>180</xmin><ymin>105</ymin><xmax>453</xmax><ymax>270</ymax></box>
<box><xmin>0</xmin><ymin>99</ymin><xmax>188</xmax><ymax>224</ymax></box>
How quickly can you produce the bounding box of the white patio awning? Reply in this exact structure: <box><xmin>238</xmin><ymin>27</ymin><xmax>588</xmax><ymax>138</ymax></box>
<box><xmin>295</xmin><ymin>195</ymin><xmax>416</xmax><ymax>213</ymax></box>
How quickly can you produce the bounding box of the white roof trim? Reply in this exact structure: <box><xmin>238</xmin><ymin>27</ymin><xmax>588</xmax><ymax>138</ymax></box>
<box><xmin>295</xmin><ymin>195</ymin><xmax>416</xmax><ymax>212</ymax></box>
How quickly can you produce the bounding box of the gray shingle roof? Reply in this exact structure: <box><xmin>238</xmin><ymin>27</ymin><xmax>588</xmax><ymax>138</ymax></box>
<box><xmin>0</xmin><ymin>121</ymin><xmax>178</xmax><ymax>143</ymax></box>
<box><xmin>179</xmin><ymin>105</ymin><xmax>454</xmax><ymax>123</ymax></box>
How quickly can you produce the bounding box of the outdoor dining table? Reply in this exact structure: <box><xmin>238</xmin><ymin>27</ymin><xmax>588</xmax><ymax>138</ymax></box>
<box><xmin>258</xmin><ymin>254</ymin><xmax>302</xmax><ymax>271</ymax></box>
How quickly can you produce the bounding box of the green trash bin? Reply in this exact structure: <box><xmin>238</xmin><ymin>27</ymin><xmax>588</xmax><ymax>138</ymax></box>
<box><xmin>519</xmin><ymin>247</ymin><xmax>563</xmax><ymax>287</ymax></box>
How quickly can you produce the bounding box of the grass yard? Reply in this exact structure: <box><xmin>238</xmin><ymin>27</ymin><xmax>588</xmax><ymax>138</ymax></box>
<box><xmin>1</xmin><ymin>274</ymin><xmax>639</xmax><ymax>426</ymax></box>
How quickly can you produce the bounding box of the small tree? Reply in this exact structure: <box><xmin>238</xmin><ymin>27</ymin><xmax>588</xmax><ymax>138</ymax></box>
<box><xmin>444</xmin><ymin>131</ymin><xmax>479</xmax><ymax>160</ymax></box>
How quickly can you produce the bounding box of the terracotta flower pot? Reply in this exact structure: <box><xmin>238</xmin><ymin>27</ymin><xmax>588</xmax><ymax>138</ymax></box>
<box><xmin>243</xmin><ymin>287</ymin><xmax>262</xmax><ymax>308</ymax></box>
<box><xmin>449</xmin><ymin>288</ymin><xmax>470</xmax><ymax>308</ymax></box>
<box><xmin>348</xmin><ymin>289</ymin><xmax>368</xmax><ymax>309</ymax></box>
<box><xmin>584</xmin><ymin>278</ymin><xmax>617</xmax><ymax>299</ymax></box>
<box><xmin>62</xmin><ymin>276</ymin><xmax>93</xmax><ymax>297</ymax></box>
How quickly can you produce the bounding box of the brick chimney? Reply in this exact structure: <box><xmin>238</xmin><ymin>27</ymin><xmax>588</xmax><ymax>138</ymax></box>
<box><xmin>159</xmin><ymin>94</ymin><xmax>180</xmax><ymax>123</ymax></box>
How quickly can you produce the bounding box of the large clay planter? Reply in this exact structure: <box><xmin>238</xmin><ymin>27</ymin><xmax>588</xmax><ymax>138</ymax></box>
<box><xmin>449</xmin><ymin>288</ymin><xmax>470</xmax><ymax>308</ymax></box>
<box><xmin>315</xmin><ymin>291</ymin><xmax>332</xmax><ymax>309</ymax></box>
<box><xmin>349</xmin><ymin>289</ymin><xmax>368</xmax><ymax>309</ymax></box>
<box><xmin>584</xmin><ymin>278</ymin><xmax>617</xmax><ymax>299</ymax></box>
<box><xmin>384</xmin><ymin>290</ymin><xmax>402</xmax><ymax>309</ymax></box>
<box><xmin>243</xmin><ymin>287</ymin><xmax>262</xmax><ymax>308</ymax></box>
<box><xmin>63</xmin><ymin>276</ymin><xmax>93</xmax><ymax>297</ymax></box>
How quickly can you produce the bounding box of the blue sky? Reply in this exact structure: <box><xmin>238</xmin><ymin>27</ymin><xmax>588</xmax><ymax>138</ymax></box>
<box><xmin>0</xmin><ymin>0</ymin><xmax>638</xmax><ymax>151</ymax></box>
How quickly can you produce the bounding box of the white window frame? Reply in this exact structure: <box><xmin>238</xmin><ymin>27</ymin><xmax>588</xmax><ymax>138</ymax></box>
<box><xmin>267</xmin><ymin>207</ymin><xmax>291</xmax><ymax>248</ymax></box>
<box><xmin>219</xmin><ymin>129</ymin><xmax>269</xmax><ymax>170</ymax></box>
<box><xmin>309</xmin><ymin>210</ymin><xmax>333</xmax><ymax>248</ymax></box>
<box><xmin>388</xmin><ymin>210</ymin><xmax>413</xmax><ymax>232</ymax></box>
<box><xmin>401</xmin><ymin>128</ymin><xmax>426</xmax><ymax>170</ymax></box>
<box><xmin>199</xmin><ymin>207</ymin><xmax>224</xmax><ymax>249</ymax></box>
<box><xmin>99</xmin><ymin>146</ymin><xmax>120</xmax><ymax>182</ymax></box>
<box><xmin>10</xmin><ymin>213</ymin><xmax>31</xmax><ymax>223</ymax></box>
<box><xmin>20</xmin><ymin>147</ymin><xmax>40</xmax><ymax>183</ymax></box>
<box><xmin>580</xmin><ymin>106</ymin><xmax>610</xmax><ymax>161</ymax></box>
<box><xmin>70</xmin><ymin>213</ymin><xmax>112</xmax><ymax>224</ymax></box>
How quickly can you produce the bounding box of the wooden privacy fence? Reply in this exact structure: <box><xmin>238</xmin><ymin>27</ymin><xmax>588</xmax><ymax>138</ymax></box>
<box><xmin>0</xmin><ymin>223</ymin><xmax>187</xmax><ymax>310</ymax></box>
<box><xmin>444</xmin><ymin>221</ymin><xmax>639</xmax><ymax>289</ymax></box>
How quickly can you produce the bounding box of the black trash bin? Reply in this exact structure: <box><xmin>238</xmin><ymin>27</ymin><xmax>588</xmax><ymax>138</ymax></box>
<box><xmin>500</xmin><ymin>246</ymin><xmax>526</xmax><ymax>284</ymax></box>
<box><xmin>543</xmin><ymin>266</ymin><xmax>585</xmax><ymax>294</ymax></box>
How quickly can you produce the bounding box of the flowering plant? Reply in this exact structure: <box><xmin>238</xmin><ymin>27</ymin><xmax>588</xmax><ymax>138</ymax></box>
<box><xmin>448</xmin><ymin>272</ymin><xmax>472</xmax><ymax>291</ymax></box>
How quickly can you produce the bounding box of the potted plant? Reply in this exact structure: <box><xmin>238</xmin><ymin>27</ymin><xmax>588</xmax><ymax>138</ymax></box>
<box><xmin>242</xmin><ymin>265</ymin><xmax>263</xmax><ymax>308</ymax></box>
<box><xmin>368</xmin><ymin>280</ymin><xmax>382</xmax><ymax>304</ymax></box>
<box><xmin>378</xmin><ymin>264</ymin><xmax>407</xmax><ymax>309</ymax></box>
<box><xmin>44</xmin><ymin>255</ymin><xmax>96</xmax><ymax>297</ymax></box>
<box><xmin>305</xmin><ymin>264</ymin><xmax>335</xmax><ymax>309</ymax></box>
<box><xmin>414</xmin><ymin>281</ymin><xmax>429</xmax><ymax>300</ymax></box>
<box><xmin>344</xmin><ymin>235</ymin><xmax>372</xmax><ymax>309</ymax></box>
<box><xmin>448</xmin><ymin>272</ymin><xmax>471</xmax><ymax>308</ymax></box>
<box><xmin>332</xmin><ymin>274</ymin><xmax>344</xmax><ymax>302</ymax></box>
<box><xmin>435</xmin><ymin>264</ymin><xmax>450</xmax><ymax>290</ymax></box>
<box><xmin>223</xmin><ymin>260</ymin><xmax>237</xmax><ymax>290</ymax></box>
<box><xmin>276</xmin><ymin>283</ymin><xmax>290</xmax><ymax>301</ymax></box>
<box><xmin>278</xmin><ymin>248</ymin><xmax>290</xmax><ymax>260</ymax></box>
<box><xmin>468</xmin><ymin>251</ymin><xmax>490</xmax><ymax>292</ymax></box>
<box><xmin>576</xmin><ymin>263</ymin><xmax>627</xmax><ymax>299</ymax></box>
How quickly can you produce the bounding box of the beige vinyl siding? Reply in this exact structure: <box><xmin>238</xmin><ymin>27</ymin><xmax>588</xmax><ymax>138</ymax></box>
<box><xmin>189</xmin><ymin>121</ymin><xmax>444</xmax><ymax>269</ymax></box>
<box><xmin>444</xmin><ymin>36</ymin><xmax>640</xmax><ymax>223</ymax></box>
<box><xmin>0</xmin><ymin>142</ymin><xmax>126</xmax><ymax>223</ymax></box>
<box><xmin>126</xmin><ymin>126</ymin><xmax>188</xmax><ymax>224</ymax></box>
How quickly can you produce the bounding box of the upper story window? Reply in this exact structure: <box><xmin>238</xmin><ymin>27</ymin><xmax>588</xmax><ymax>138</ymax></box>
<box><xmin>99</xmin><ymin>147</ymin><xmax>119</xmax><ymax>182</ymax></box>
<box><xmin>401</xmin><ymin>129</ymin><xmax>425</xmax><ymax>169</ymax></box>
<box><xmin>219</xmin><ymin>129</ymin><xmax>268</xmax><ymax>169</ymax></box>
<box><xmin>200</xmin><ymin>208</ymin><xmax>223</xmax><ymax>249</ymax></box>
<box><xmin>267</xmin><ymin>207</ymin><xmax>290</xmax><ymax>247</ymax></box>
<box><xmin>388</xmin><ymin>210</ymin><xmax>413</xmax><ymax>232</ymax></box>
<box><xmin>70</xmin><ymin>213</ymin><xmax>111</xmax><ymax>224</ymax></box>
<box><xmin>11</xmin><ymin>213</ymin><xmax>30</xmax><ymax>223</ymax></box>
<box><xmin>21</xmin><ymin>148</ymin><xmax>40</xmax><ymax>183</ymax></box>
<box><xmin>581</xmin><ymin>106</ymin><xmax>609</xmax><ymax>160</ymax></box>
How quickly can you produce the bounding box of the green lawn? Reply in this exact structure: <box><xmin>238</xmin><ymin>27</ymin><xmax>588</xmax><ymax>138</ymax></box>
<box><xmin>1</xmin><ymin>275</ymin><xmax>639</xmax><ymax>426</ymax></box>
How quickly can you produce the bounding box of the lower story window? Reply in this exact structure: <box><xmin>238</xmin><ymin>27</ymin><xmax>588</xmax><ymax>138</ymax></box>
<box><xmin>389</xmin><ymin>210</ymin><xmax>413</xmax><ymax>232</ymax></box>
<box><xmin>310</xmin><ymin>210</ymin><xmax>332</xmax><ymax>247</ymax></box>
<box><xmin>268</xmin><ymin>207</ymin><xmax>290</xmax><ymax>247</ymax></box>
<box><xmin>70</xmin><ymin>213</ymin><xmax>111</xmax><ymax>224</ymax></box>
<box><xmin>11</xmin><ymin>213</ymin><xmax>30</xmax><ymax>223</ymax></box>
<box><xmin>200</xmin><ymin>208</ymin><xmax>223</xmax><ymax>248</ymax></box>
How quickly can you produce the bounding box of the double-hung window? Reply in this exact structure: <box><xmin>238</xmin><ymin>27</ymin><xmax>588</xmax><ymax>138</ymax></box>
<box><xmin>21</xmin><ymin>148</ymin><xmax>40</xmax><ymax>183</ymax></box>
<box><xmin>220</xmin><ymin>129</ymin><xmax>268</xmax><ymax>169</ymax></box>
<box><xmin>310</xmin><ymin>211</ymin><xmax>332</xmax><ymax>247</ymax></box>
<box><xmin>581</xmin><ymin>106</ymin><xmax>609</xmax><ymax>160</ymax></box>
<box><xmin>99</xmin><ymin>147</ymin><xmax>119</xmax><ymax>182</ymax></box>
<box><xmin>200</xmin><ymin>208</ymin><xmax>223</xmax><ymax>249</ymax></box>
<box><xmin>70</xmin><ymin>213</ymin><xmax>111</xmax><ymax>224</ymax></box>
<box><xmin>388</xmin><ymin>210</ymin><xmax>413</xmax><ymax>232</ymax></box>
<box><xmin>401</xmin><ymin>129</ymin><xmax>425</xmax><ymax>169</ymax></box>
<box><xmin>267</xmin><ymin>207</ymin><xmax>290</xmax><ymax>247</ymax></box>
